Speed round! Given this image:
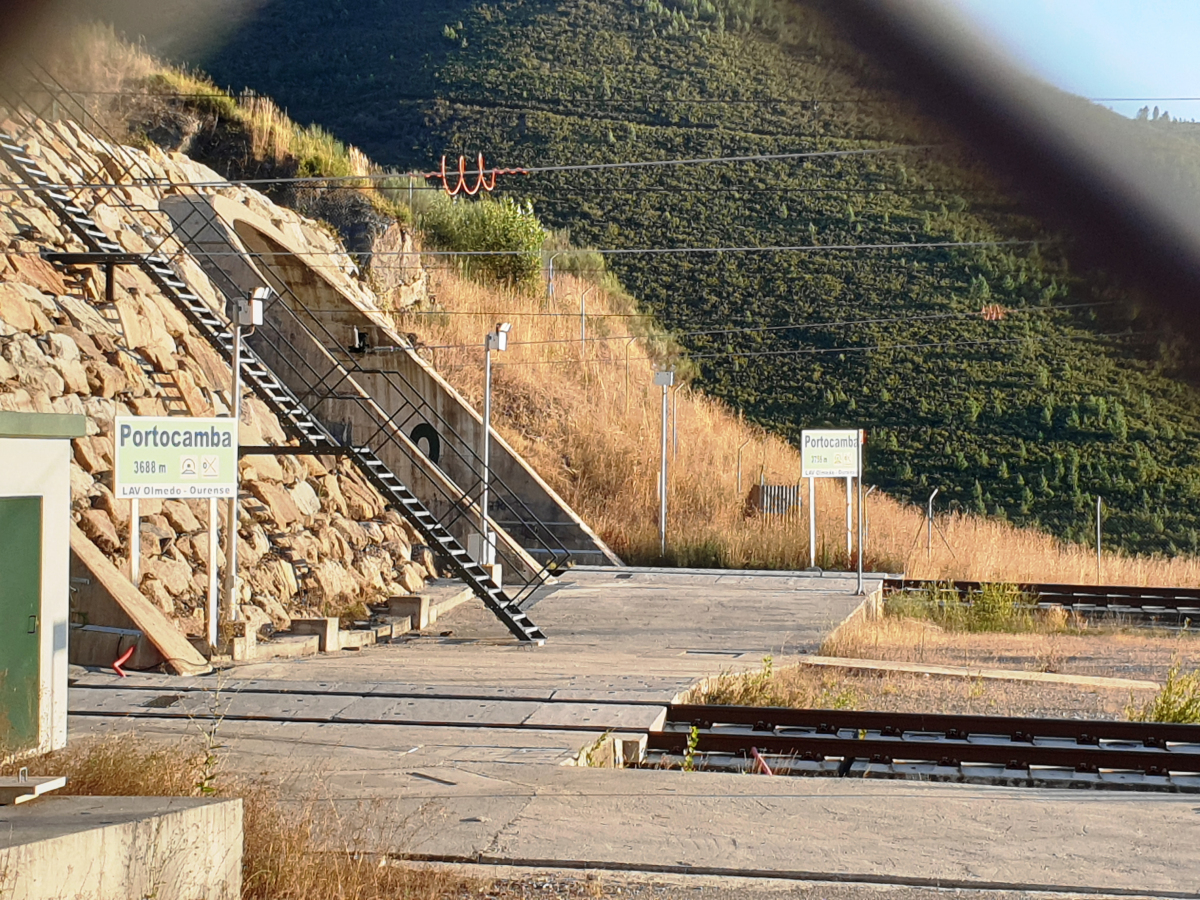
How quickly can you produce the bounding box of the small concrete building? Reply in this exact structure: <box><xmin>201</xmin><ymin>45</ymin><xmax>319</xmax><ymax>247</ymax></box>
<box><xmin>0</xmin><ymin>411</ymin><xmax>86</xmax><ymax>756</ymax></box>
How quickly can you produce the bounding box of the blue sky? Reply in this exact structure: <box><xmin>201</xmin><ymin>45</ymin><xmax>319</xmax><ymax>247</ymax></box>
<box><xmin>949</xmin><ymin>0</ymin><xmax>1200</xmax><ymax>120</ymax></box>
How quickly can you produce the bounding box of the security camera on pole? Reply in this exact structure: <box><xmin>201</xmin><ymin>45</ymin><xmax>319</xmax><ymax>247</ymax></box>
<box><xmin>478</xmin><ymin>322</ymin><xmax>512</xmax><ymax>568</ymax></box>
<box><xmin>223</xmin><ymin>287</ymin><xmax>271</xmax><ymax>629</ymax></box>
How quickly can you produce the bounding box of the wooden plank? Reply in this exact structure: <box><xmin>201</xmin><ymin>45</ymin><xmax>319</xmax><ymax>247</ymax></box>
<box><xmin>69</xmin><ymin>525</ymin><xmax>211</xmax><ymax>676</ymax></box>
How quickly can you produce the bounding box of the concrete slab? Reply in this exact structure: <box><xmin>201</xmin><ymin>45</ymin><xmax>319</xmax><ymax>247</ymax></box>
<box><xmin>366</xmin><ymin>684</ymin><xmax>557</xmax><ymax>701</ymax></box>
<box><xmin>0</xmin><ymin>795</ymin><xmax>241</xmax><ymax>900</ymax></box>
<box><xmin>68</xmin><ymin>687</ymin><xmax>360</xmax><ymax>722</ymax></box>
<box><xmin>227</xmin><ymin>569</ymin><xmax>873</xmax><ymax>694</ymax></box>
<box><xmin>522</xmin><ymin>703</ymin><xmax>667</xmax><ymax>732</ymax></box>
<box><xmin>335</xmin><ymin>696</ymin><xmax>547</xmax><ymax>726</ymax></box>
<box><xmin>58</xmin><ymin>566</ymin><xmax>1200</xmax><ymax>895</ymax></box>
<box><xmin>492</xmin><ymin>768</ymin><xmax>1200</xmax><ymax>895</ymax></box>
<box><xmin>0</xmin><ymin>776</ymin><xmax>66</xmax><ymax>806</ymax></box>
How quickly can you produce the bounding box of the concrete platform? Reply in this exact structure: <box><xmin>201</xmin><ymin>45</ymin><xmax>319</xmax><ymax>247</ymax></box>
<box><xmin>70</xmin><ymin>569</ymin><xmax>1199</xmax><ymax>895</ymax></box>
<box><xmin>232</xmin><ymin>567</ymin><xmax>876</xmax><ymax>690</ymax></box>
<box><xmin>0</xmin><ymin>795</ymin><xmax>242</xmax><ymax>900</ymax></box>
<box><xmin>66</xmin><ymin>714</ymin><xmax>1200</xmax><ymax>896</ymax></box>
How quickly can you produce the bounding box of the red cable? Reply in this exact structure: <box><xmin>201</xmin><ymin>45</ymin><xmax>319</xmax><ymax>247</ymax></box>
<box><xmin>750</xmin><ymin>746</ymin><xmax>774</xmax><ymax>776</ymax></box>
<box><xmin>112</xmin><ymin>645</ymin><xmax>135</xmax><ymax>678</ymax></box>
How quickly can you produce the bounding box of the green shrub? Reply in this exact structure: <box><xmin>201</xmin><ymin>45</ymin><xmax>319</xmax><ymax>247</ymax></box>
<box><xmin>886</xmin><ymin>582</ymin><xmax>1037</xmax><ymax>632</ymax></box>
<box><xmin>1127</xmin><ymin>663</ymin><xmax>1200</xmax><ymax>723</ymax></box>
<box><xmin>419</xmin><ymin>194</ymin><xmax>547</xmax><ymax>287</ymax></box>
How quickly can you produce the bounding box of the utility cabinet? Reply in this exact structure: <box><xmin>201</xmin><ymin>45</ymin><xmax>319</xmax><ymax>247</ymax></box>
<box><xmin>0</xmin><ymin>412</ymin><xmax>85</xmax><ymax>757</ymax></box>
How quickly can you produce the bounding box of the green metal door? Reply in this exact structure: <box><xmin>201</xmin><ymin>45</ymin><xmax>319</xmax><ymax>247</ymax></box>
<box><xmin>0</xmin><ymin>497</ymin><xmax>42</xmax><ymax>753</ymax></box>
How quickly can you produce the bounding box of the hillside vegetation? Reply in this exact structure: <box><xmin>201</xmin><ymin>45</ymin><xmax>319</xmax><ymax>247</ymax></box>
<box><xmin>183</xmin><ymin>0</ymin><xmax>1200</xmax><ymax>560</ymax></box>
<box><xmin>32</xmin><ymin>15</ymin><xmax>1200</xmax><ymax>581</ymax></box>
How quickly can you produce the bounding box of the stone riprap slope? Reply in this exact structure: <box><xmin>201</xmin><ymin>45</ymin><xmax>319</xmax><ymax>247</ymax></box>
<box><xmin>0</xmin><ymin>116</ymin><xmax>437</xmax><ymax>636</ymax></box>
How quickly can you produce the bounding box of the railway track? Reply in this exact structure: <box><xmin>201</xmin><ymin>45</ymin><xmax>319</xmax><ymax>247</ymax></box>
<box><xmin>647</xmin><ymin>704</ymin><xmax>1200</xmax><ymax>792</ymax></box>
<box><xmin>883</xmin><ymin>578</ymin><xmax>1200</xmax><ymax>623</ymax></box>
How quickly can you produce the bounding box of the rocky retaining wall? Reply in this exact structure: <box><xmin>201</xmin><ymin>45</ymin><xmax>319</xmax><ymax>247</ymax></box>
<box><xmin>0</xmin><ymin>116</ymin><xmax>439</xmax><ymax>641</ymax></box>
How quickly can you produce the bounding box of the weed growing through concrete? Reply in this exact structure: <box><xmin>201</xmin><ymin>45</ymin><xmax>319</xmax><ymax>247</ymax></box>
<box><xmin>188</xmin><ymin>678</ymin><xmax>230</xmax><ymax>796</ymax></box>
<box><xmin>682</xmin><ymin>726</ymin><xmax>700</xmax><ymax>773</ymax></box>
<box><xmin>581</xmin><ymin>730</ymin><xmax>614</xmax><ymax>767</ymax></box>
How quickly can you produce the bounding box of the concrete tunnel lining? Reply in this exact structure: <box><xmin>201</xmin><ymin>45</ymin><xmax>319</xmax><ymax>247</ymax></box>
<box><xmin>162</xmin><ymin>192</ymin><xmax>621</xmax><ymax>568</ymax></box>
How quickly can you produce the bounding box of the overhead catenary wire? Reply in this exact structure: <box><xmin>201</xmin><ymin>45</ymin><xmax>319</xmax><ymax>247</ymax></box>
<box><xmin>0</xmin><ymin>145</ymin><xmax>931</xmax><ymax>191</ymax></box>
<box><xmin>410</xmin><ymin>301</ymin><xmax>1121</xmax><ymax>352</ymax></box>
<box><xmin>478</xmin><ymin>330</ymin><xmax>1151</xmax><ymax>369</ymax></box>
<box><xmin>53</xmin><ymin>87</ymin><xmax>1193</xmax><ymax>104</ymax></box>
<box><xmin>0</xmin><ymin>239</ymin><xmax>1044</xmax><ymax>276</ymax></box>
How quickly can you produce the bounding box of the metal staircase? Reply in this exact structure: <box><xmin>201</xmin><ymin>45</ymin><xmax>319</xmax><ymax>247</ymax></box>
<box><xmin>0</xmin><ymin>131</ymin><xmax>547</xmax><ymax>643</ymax></box>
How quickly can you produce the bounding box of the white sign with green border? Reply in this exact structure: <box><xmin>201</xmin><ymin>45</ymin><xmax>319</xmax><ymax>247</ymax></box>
<box><xmin>113</xmin><ymin>416</ymin><xmax>237</xmax><ymax>499</ymax></box>
<box><xmin>800</xmin><ymin>429</ymin><xmax>861</xmax><ymax>478</ymax></box>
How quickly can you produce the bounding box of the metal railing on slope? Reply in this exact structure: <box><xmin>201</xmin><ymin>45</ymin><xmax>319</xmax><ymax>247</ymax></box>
<box><xmin>151</xmin><ymin>195</ymin><xmax>575</xmax><ymax>591</ymax></box>
<box><xmin>0</xmin><ymin>128</ymin><xmax>547</xmax><ymax>642</ymax></box>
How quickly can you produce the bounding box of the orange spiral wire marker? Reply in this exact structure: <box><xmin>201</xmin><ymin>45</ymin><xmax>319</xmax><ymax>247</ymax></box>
<box><xmin>435</xmin><ymin>153</ymin><xmax>525</xmax><ymax>196</ymax></box>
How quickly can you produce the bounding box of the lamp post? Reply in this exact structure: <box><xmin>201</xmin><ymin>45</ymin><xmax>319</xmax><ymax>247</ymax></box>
<box><xmin>546</xmin><ymin>253</ymin><xmax>563</xmax><ymax>304</ymax></box>
<box><xmin>654</xmin><ymin>370</ymin><xmax>674</xmax><ymax>558</ymax></box>
<box><xmin>926</xmin><ymin>487</ymin><xmax>939</xmax><ymax>561</ymax></box>
<box><xmin>481</xmin><ymin>322</ymin><xmax>512</xmax><ymax>564</ymax></box>
<box><xmin>223</xmin><ymin>286</ymin><xmax>271</xmax><ymax>634</ymax></box>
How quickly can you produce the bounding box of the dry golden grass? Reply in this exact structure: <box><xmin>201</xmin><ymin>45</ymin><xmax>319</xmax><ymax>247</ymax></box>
<box><xmin>30</xmin><ymin>26</ymin><xmax>1199</xmax><ymax>588</ymax></box>
<box><xmin>684</xmin><ymin>661</ymin><xmax>1135</xmax><ymax>718</ymax></box>
<box><xmin>401</xmin><ymin>269</ymin><xmax>1200</xmax><ymax>586</ymax></box>
<box><xmin>819</xmin><ymin>609</ymin><xmax>1200</xmax><ymax>680</ymax></box>
<box><xmin>2</xmin><ymin>736</ymin><xmax>468</xmax><ymax>900</ymax></box>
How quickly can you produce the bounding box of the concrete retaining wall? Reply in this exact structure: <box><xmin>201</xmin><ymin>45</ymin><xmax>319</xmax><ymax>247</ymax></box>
<box><xmin>0</xmin><ymin>796</ymin><xmax>242</xmax><ymax>900</ymax></box>
<box><xmin>163</xmin><ymin>193</ymin><xmax>619</xmax><ymax>568</ymax></box>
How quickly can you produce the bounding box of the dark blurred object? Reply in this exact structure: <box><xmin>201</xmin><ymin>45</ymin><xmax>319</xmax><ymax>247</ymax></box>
<box><xmin>828</xmin><ymin>0</ymin><xmax>1200</xmax><ymax>345</ymax></box>
<box><xmin>0</xmin><ymin>3</ymin><xmax>56</xmax><ymax>83</ymax></box>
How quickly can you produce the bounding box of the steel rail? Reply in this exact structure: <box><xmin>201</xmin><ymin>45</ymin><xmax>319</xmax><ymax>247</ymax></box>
<box><xmin>883</xmin><ymin>578</ymin><xmax>1200</xmax><ymax>612</ymax></box>
<box><xmin>652</xmin><ymin>704</ymin><xmax>1200</xmax><ymax>775</ymax></box>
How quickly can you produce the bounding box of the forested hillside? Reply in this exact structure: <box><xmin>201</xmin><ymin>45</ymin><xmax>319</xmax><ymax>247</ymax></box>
<box><xmin>188</xmin><ymin>0</ymin><xmax>1200</xmax><ymax>556</ymax></box>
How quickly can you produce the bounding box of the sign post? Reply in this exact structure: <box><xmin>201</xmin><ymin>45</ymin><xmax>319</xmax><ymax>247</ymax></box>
<box><xmin>800</xmin><ymin>429</ymin><xmax>863</xmax><ymax>583</ymax></box>
<box><xmin>114</xmin><ymin>416</ymin><xmax>238</xmax><ymax>652</ymax></box>
<box><xmin>654</xmin><ymin>370</ymin><xmax>675</xmax><ymax>558</ymax></box>
<box><xmin>857</xmin><ymin>430</ymin><xmax>866</xmax><ymax>595</ymax></box>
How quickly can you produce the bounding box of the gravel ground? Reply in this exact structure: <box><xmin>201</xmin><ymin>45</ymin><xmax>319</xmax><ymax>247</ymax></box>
<box><xmin>468</xmin><ymin>871</ymin><xmax>1158</xmax><ymax>899</ymax></box>
<box><xmin>695</xmin><ymin>664</ymin><xmax>1143</xmax><ymax>719</ymax></box>
<box><xmin>824</xmin><ymin>617</ymin><xmax>1200</xmax><ymax>684</ymax></box>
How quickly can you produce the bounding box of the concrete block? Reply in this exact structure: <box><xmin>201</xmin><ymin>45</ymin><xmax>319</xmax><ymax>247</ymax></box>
<box><xmin>290</xmin><ymin>616</ymin><xmax>340</xmax><ymax>652</ymax></box>
<box><xmin>575</xmin><ymin>732</ymin><xmax>648</xmax><ymax>768</ymax></box>
<box><xmin>429</xmin><ymin>586</ymin><xmax>474</xmax><ymax>623</ymax></box>
<box><xmin>373</xmin><ymin>622</ymin><xmax>394</xmax><ymax>641</ymax></box>
<box><xmin>69</xmin><ymin>624</ymin><xmax>164</xmax><ymax>671</ymax></box>
<box><xmin>0</xmin><ymin>795</ymin><xmax>242</xmax><ymax>900</ymax></box>
<box><xmin>255</xmin><ymin>634</ymin><xmax>319</xmax><ymax>660</ymax></box>
<box><xmin>388</xmin><ymin>594</ymin><xmax>430</xmax><ymax>630</ymax></box>
<box><xmin>617</xmin><ymin>733</ymin><xmax>648</xmax><ymax>766</ymax></box>
<box><xmin>229</xmin><ymin>622</ymin><xmax>256</xmax><ymax>662</ymax></box>
<box><xmin>338</xmin><ymin>629</ymin><xmax>375</xmax><ymax>650</ymax></box>
<box><xmin>0</xmin><ymin>776</ymin><xmax>66</xmax><ymax>806</ymax></box>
